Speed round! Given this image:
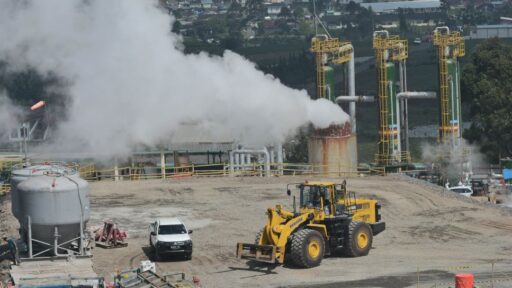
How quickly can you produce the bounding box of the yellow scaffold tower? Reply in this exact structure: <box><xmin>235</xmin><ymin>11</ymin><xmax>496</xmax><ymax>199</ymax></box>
<box><xmin>433</xmin><ymin>27</ymin><xmax>465</xmax><ymax>146</ymax></box>
<box><xmin>310</xmin><ymin>35</ymin><xmax>353</xmax><ymax>101</ymax></box>
<box><xmin>373</xmin><ymin>31</ymin><xmax>409</xmax><ymax>167</ymax></box>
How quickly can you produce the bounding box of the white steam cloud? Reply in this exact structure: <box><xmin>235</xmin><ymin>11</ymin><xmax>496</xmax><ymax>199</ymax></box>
<box><xmin>0</xmin><ymin>0</ymin><xmax>348</xmax><ymax>156</ymax></box>
<box><xmin>0</xmin><ymin>92</ymin><xmax>22</xmax><ymax>140</ymax></box>
<box><xmin>422</xmin><ymin>139</ymin><xmax>485</xmax><ymax>185</ymax></box>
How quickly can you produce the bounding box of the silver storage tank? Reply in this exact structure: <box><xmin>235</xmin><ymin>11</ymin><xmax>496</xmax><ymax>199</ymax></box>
<box><xmin>16</xmin><ymin>173</ymin><xmax>90</xmax><ymax>253</ymax></box>
<box><xmin>10</xmin><ymin>164</ymin><xmax>77</xmax><ymax>220</ymax></box>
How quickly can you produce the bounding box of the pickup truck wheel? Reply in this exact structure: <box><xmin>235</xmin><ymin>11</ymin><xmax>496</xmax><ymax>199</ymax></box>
<box><xmin>154</xmin><ymin>247</ymin><xmax>161</xmax><ymax>261</ymax></box>
<box><xmin>185</xmin><ymin>253</ymin><xmax>192</xmax><ymax>260</ymax></box>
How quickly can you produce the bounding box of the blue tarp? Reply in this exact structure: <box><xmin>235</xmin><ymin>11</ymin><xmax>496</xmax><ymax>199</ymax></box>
<box><xmin>503</xmin><ymin>168</ymin><xmax>512</xmax><ymax>180</ymax></box>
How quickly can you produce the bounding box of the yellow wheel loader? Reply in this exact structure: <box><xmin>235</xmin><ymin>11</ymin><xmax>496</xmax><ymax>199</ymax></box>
<box><xmin>236</xmin><ymin>180</ymin><xmax>385</xmax><ymax>268</ymax></box>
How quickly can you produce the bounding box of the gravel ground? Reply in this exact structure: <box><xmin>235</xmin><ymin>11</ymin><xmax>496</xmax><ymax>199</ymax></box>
<box><xmin>2</xmin><ymin>175</ymin><xmax>512</xmax><ymax>287</ymax></box>
<box><xmin>85</xmin><ymin>175</ymin><xmax>512</xmax><ymax>288</ymax></box>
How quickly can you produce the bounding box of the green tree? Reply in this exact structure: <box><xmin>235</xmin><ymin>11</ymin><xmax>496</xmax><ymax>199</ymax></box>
<box><xmin>357</xmin><ymin>7</ymin><xmax>374</xmax><ymax>39</ymax></box>
<box><xmin>279</xmin><ymin>6</ymin><xmax>292</xmax><ymax>18</ymax></box>
<box><xmin>461</xmin><ymin>39</ymin><xmax>512</xmax><ymax>162</ymax></box>
<box><xmin>293</xmin><ymin>7</ymin><xmax>304</xmax><ymax>19</ymax></box>
<box><xmin>398</xmin><ymin>8</ymin><xmax>408</xmax><ymax>35</ymax></box>
<box><xmin>346</xmin><ymin>1</ymin><xmax>359</xmax><ymax>15</ymax></box>
<box><xmin>245</xmin><ymin>0</ymin><xmax>265</xmax><ymax>18</ymax></box>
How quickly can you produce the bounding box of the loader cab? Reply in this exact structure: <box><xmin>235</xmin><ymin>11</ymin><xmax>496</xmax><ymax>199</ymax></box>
<box><xmin>292</xmin><ymin>181</ymin><xmax>350</xmax><ymax>218</ymax></box>
<box><xmin>297</xmin><ymin>182</ymin><xmax>341</xmax><ymax>218</ymax></box>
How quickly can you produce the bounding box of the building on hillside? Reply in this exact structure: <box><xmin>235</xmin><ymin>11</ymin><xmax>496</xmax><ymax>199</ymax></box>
<box><xmin>266</xmin><ymin>3</ymin><xmax>285</xmax><ymax>16</ymax></box>
<box><xmin>375</xmin><ymin>12</ymin><xmax>442</xmax><ymax>28</ymax></box>
<box><xmin>361</xmin><ymin>0</ymin><xmax>441</xmax><ymax>14</ymax></box>
<box><xmin>337</xmin><ymin>0</ymin><xmax>363</xmax><ymax>4</ymax></box>
<box><xmin>469</xmin><ymin>24</ymin><xmax>512</xmax><ymax>39</ymax></box>
<box><xmin>201</xmin><ymin>0</ymin><xmax>213</xmax><ymax>9</ymax></box>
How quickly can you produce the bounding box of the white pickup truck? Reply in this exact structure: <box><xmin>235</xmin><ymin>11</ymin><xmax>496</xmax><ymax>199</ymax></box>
<box><xmin>149</xmin><ymin>218</ymin><xmax>193</xmax><ymax>260</ymax></box>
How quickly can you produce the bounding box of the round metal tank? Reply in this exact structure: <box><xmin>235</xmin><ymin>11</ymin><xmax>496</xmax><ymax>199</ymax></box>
<box><xmin>308</xmin><ymin>122</ymin><xmax>358</xmax><ymax>175</ymax></box>
<box><xmin>16</xmin><ymin>173</ymin><xmax>90</xmax><ymax>249</ymax></box>
<box><xmin>10</xmin><ymin>164</ymin><xmax>77</xmax><ymax>220</ymax></box>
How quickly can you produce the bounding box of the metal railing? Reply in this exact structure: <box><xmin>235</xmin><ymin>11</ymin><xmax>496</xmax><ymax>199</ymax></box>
<box><xmin>0</xmin><ymin>183</ymin><xmax>10</xmax><ymax>195</ymax></box>
<box><xmin>0</xmin><ymin>162</ymin><xmax>388</xmax><ymax>190</ymax></box>
<box><xmin>73</xmin><ymin>162</ymin><xmax>386</xmax><ymax>182</ymax></box>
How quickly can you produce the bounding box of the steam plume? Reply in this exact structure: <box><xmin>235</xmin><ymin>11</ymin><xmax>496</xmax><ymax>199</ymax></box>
<box><xmin>0</xmin><ymin>92</ymin><xmax>22</xmax><ymax>140</ymax></box>
<box><xmin>0</xmin><ymin>0</ymin><xmax>348</xmax><ymax>156</ymax></box>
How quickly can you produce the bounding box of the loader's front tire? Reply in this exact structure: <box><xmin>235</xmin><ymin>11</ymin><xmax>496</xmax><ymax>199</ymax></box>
<box><xmin>344</xmin><ymin>221</ymin><xmax>373</xmax><ymax>257</ymax></box>
<box><xmin>290</xmin><ymin>229</ymin><xmax>325</xmax><ymax>268</ymax></box>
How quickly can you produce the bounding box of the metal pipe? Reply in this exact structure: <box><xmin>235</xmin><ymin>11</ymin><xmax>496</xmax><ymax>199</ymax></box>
<box><xmin>160</xmin><ymin>152</ymin><xmax>166</xmax><ymax>179</ymax></box>
<box><xmin>348</xmin><ymin>49</ymin><xmax>356</xmax><ymax>133</ymax></box>
<box><xmin>239</xmin><ymin>154</ymin><xmax>245</xmax><ymax>170</ymax></box>
<box><xmin>399</xmin><ymin>60</ymin><xmax>404</xmax><ymax>156</ymax></box>
<box><xmin>53</xmin><ymin>227</ymin><xmax>68</xmax><ymax>257</ymax></box>
<box><xmin>434</xmin><ymin>26</ymin><xmax>450</xmax><ymax>34</ymax></box>
<box><xmin>450</xmin><ymin>78</ymin><xmax>456</xmax><ymax>145</ymax></box>
<box><xmin>114</xmin><ymin>158</ymin><xmax>119</xmax><ymax>182</ymax></box>
<box><xmin>230</xmin><ymin>149</ymin><xmax>271</xmax><ymax>177</ymax></box>
<box><xmin>396</xmin><ymin>91</ymin><xmax>437</xmax><ymax>99</ymax></box>
<box><xmin>389</xmin><ymin>81</ymin><xmax>400</xmax><ymax>156</ymax></box>
<box><xmin>229</xmin><ymin>151</ymin><xmax>234</xmax><ymax>176</ymax></box>
<box><xmin>456</xmin><ymin>61</ymin><xmax>462</xmax><ymax>139</ymax></box>
<box><xmin>263</xmin><ymin>147</ymin><xmax>270</xmax><ymax>177</ymax></box>
<box><xmin>404</xmin><ymin>60</ymin><xmax>409</xmax><ymax>152</ymax></box>
<box><xmin>27</xmin><ymin>216</ymin><xmax>32</xmax><ymax>258</ymax></box>
<box><xmin>373</xmin><ymin>30</ymin><xmax>389</xmax><ymax>38</ymax></box>
<box><xmin>276</xmin><ymin>143</ymin><xmax>283</xmax><ymax>175</ymax></box>
<box><xmin>335</xmin><ymin>96</ymin><xmax>375</xmax><ymax>103</ymax></box>
<box><xmin>64</xmin><ymin>175</ymin><xmax>85</xmax><ymax>256</ymax></box>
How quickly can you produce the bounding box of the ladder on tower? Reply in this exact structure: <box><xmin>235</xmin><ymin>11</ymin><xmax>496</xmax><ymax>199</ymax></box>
<box><xmin>376</xmin><ymin>46</ymin><xmax>390</xmax><ymax>166</ymax></box>
<box><xmin>438</xmin><ymin>48</ymin><xmax>450</xmax><ymax>142</ymax></box>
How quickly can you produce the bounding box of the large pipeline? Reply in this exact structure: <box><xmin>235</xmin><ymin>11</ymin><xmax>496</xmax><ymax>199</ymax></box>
<box><xmin>335</xmin><ymin>96</ymin><xmax>375</xmax><ymax>103</ymax></box>
<box><xmin>229</xmin><ymin>148</ymin><xmax>271</xmax><ymax>177</ymax></box>
<box><xmin>397</xmin><ymin>91</ymin><xmax>436</xmax><ymax>99</ymax></box>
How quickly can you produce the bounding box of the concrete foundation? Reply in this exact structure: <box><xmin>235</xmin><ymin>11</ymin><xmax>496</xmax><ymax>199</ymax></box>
<box><xmin>308</xmin><ymin>122</ymin><xmax>358</xmax><ymax>175</ymax></box>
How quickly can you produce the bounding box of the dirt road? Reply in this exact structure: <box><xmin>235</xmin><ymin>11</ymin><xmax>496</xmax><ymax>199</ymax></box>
<box><xmin>86</xmin><ymin>175</ymin><xmax>512</xmax><ymax>287</ymax></box>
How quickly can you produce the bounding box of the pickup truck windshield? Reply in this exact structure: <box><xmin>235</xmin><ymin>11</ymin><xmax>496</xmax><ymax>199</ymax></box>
<box><xmin>159</xmin><ymin>224</ymin><xmax>187</xmax><ymax>235</ymax></box>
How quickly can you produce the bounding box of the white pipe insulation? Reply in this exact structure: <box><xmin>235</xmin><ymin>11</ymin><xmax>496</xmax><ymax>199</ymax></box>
<box><xmin>396</xmin><ymin>91</ymin><xmax>437</xmax><ymax>99</ymax></box>
<box><xmin>229</xmin><ymin>148</ymin><xmax>270</xmax><ymax>177</ymax></box>
<box><xmin>348</xmin><ymin>49</ymin><xmax>356</xmax><ymax>133</ymax></box>
<box><xmin>335</xmin><ymin>96</ymin><xmax>375</xmax><ymax>103</ymax></box>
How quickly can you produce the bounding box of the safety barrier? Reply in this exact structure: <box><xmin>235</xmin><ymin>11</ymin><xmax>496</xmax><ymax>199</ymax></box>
<box><xmin>0</xmin><ymin>183</ymin><xmax>10</xmax><ymax>195</ymax></box>
<box><xmin>414</xmin><ymin>261</ymin><xmax>512</xmax><ymax>288</ymax></box>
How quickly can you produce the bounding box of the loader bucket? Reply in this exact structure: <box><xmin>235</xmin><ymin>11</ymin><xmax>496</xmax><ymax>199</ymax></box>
<box><xmin>236</xmin><ymin>243</ymin><xmax>284</xmax><ymax>264</ymax></box>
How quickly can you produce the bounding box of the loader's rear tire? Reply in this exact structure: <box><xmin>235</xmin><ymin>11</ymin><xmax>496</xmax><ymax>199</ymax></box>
<box><xmin>344</xmin><ymin>221</ymin><xmax>373</xmax><ymax>257</ymax></box>
<box><xmin>290</xmin><ymin>229</ymin><xmax>325</xmax><ymax>268</ymax></box>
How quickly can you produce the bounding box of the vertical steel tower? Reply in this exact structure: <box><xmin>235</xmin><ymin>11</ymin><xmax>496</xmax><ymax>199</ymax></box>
<box><xmin>373</xmin><ymin>31</ymin><xmax>409</xmax><ymax>167</ymax></box>
<box><xmin>433</xmin><ymin>27</ymin><xmax>465</xmax><ymax>146</ymax></box>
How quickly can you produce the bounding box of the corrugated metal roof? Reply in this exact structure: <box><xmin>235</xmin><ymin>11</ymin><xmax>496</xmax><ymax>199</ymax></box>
<box><xmin>475</xmin><ymin>24</ymin><xmax>512</xmax><ymax>29</ymax></box>
<box><xmin>361</xmin><ymin>0</ymin><xmax>441</xmax><ymax>13</ymax></box>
